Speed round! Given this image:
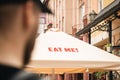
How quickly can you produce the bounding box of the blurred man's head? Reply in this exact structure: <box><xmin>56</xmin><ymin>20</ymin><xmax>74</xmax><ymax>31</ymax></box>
<box><xmin>47</xmin><ymin>23</ymin><xmax>53</xmax><ymax>29</ymax></box>
<box><xmin>0</xmin><ymin>0</ymin><xmax>52</xmax><ymax>68</ymax></box>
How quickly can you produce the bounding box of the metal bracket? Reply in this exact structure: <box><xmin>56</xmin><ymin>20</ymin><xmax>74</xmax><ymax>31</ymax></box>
<box><xmin>114</xmin><ymin>12</ymin><xmax>120</xmax><ymax>19</ymax></box>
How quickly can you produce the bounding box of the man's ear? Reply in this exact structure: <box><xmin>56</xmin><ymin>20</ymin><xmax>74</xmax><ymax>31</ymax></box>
<box><xmin>23</xmin><ymin>1</ymin><xmax>35</xmax><ymax>31</ymax></box>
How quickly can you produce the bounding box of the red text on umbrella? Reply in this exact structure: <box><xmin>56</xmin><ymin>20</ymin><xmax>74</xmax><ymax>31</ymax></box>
<box><xmin>48</xmin><ymin>47</ymin><xmax>79</xmax><ymax>52</ymax></box>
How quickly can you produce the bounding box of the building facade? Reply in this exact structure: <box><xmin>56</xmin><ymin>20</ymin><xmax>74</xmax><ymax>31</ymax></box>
<box><xmin>90</xmin><ymin>0</ymin><xmax>120</xmax><ymax>57</ymax></box>
<box><xmin>46</xmin><ymin>0</ymin><xmax>86</xmax><ymax>35</ymax></box>
<box><xmin>76</xmin><ymin>0</ymin><xmax>120</xmax><ymax>79</ymax></box>
<box><xmin>91</xmin><ymin>0</ymin><xmax>114</xmax><ymax>48</ymax></box>
<box><xmin>43</xmin><ymin>0</ymin><xmax>120</xmax><ymax>80</ymax></box>
<box><xmin>46</xmin><ymin>0</ymin><xmax>66</xmax><ymax>32</ymax></box>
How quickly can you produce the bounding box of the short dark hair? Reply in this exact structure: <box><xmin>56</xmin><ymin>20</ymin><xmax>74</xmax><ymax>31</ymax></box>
<box><xmin>0</xmin><ymin>0</ymin><xmax>52</xmax><ymax>14</ymax></box>
<box><xmin>48</xmin><ymin>23</ymin><xmax>53</xmax><ymax>27</ymax></box>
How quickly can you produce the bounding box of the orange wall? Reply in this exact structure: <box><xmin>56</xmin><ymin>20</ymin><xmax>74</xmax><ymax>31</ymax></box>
<box><xmin>103</xmin><ymin>0</ymin><xmax>114</xmax><ymax>8</ymax></box>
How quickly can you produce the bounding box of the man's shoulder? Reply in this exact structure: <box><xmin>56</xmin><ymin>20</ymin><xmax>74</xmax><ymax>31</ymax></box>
<box><xmin>0</xmin><ymin>65</ymin><xmax>39</xmax><ymax>80</ymax></box>
<box><xmin>11</xmin><ymin>70</ymin><xmax>39</xmax><ymax>80</ymax></box>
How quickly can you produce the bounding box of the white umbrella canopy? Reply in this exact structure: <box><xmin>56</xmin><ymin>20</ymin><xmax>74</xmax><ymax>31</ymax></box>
<box><xmin>27</xmin><ymin>28</ymin><xmax>120</xmax><ymax>70</ymax></box>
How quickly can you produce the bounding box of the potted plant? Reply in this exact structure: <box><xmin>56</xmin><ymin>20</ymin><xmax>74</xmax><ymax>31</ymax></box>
<box><xmin>105</xmin><ymin>43</ymin><xmax>112</xmax><ymax>52</ymax></box>
<box><xmin>94</xmin><ymin>71</ymin><xmax>106</xmax><ymax>80</ymax></box>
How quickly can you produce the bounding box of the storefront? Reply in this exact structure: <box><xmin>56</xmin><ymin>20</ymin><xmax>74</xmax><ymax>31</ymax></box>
<box><xmin>75</xmin><ymin>0</ymin><xmax>120</xmax><ymax>80</ymax></box>
<box><xmin>76</xmin><ymin>0</ymin><xmax>120</xmax><ymax>54</ymax></box>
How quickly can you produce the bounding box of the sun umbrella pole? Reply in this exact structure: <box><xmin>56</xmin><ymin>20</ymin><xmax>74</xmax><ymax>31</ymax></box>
<box><xmin>83</xmin><ymin>68</ymin><xmax>89</xmax><ymax>80</ymax></box>
<box><xmin>52</xmin><ymin>68</ymin><xmax>55</xmax><ymax>80</ymax></box>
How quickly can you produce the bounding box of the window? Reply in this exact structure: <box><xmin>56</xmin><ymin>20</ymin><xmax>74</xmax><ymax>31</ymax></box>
<box><xmin>38</xmin><ymin>17</ymin><xmax>46</xmax><ymax>34</ymax></box>
<box><xmin>56</xmin><ymin>0</ymin><xmax>58</xmax><ymax>8</ymax></box>
<box><xmin>62</xmin><ymin>17</ymin><xmax>64</xmax><ymax>31</ymax></box>
<box><xmin>98</xmin><ymin>0</ymin><xmax>104</xmax><ymax>12</ymax></box>
<box><xmin>39</xmin><ymin>17</ymin><xmax>46</xmax><ymax>24</ymax></box>
<box><xmin>79</xmin><ymin>4</ymin><xmax>85</xmax><ymax>29</ymax></box>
